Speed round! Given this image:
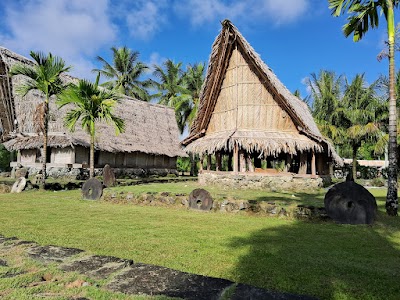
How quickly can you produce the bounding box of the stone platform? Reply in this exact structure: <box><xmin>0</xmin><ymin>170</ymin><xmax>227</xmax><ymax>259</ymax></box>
<box><xmin>199</xmin><ymin>171</ymin><xmax>331</xmax><ymax>191</ymax></box>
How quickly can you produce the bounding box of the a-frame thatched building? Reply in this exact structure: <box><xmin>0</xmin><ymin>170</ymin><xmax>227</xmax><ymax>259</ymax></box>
<box><xmin>0</xmin><ymin>47</ymin><xmax>186</xmax><ymax>176</ymax></box>
<box><xmin>182</xmin><ymin>20</ymin><xmax>341</xmax><ymax>188</ymax></box>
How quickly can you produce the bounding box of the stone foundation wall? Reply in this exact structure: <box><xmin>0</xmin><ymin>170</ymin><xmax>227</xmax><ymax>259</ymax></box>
<box><xmin>198</xmin><ymin>172</ymin><xmax>330</xmax><ymax>191</ymax></box>
<box><xmin>10</xmin><ymin>165</ymin><xmax>178</xmax><ymax>180</ymax></box>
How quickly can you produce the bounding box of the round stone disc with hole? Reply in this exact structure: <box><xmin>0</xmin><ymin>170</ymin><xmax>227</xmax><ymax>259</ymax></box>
<box><xmin>82</xmin><ymin>178</ymin><xmax>103</xmax><ymax>200</ymax></box>
<box><xmin>11</xmin><ymin>177</ymin><xmax>26</xmax><ymax>193</ymax></box>
<box><xmin>188</xmin><ymin>188</ymin><xmax>213</xmax><ymax>211</ymax></box>
<box><xmin>324</xmin><ymin>181</ymin><xmax>377</xmax><ymax>224</ymax></box>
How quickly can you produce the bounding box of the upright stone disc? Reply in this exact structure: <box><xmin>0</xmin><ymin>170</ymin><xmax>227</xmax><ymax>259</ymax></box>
<box><xmin>324</xmin><ymin>181</ymin><xmax>377</xmax><ymax>224</ymax></box>
<box><xmin>188</xmin><ymin>189</ymin><xmax>213</xmax><ymax>211</ymax></box>
<box><xmin>82</xmin><ymin>178</ymin><xmax>103</xmax><ymax>200</ymax></box>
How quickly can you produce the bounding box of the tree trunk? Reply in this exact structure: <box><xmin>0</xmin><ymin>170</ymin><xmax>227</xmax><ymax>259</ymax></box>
<box><xmin>40</xmin><ymin>101</ymin><xmax>49</xmax><ymax>189</ymax></box>
<box><xmin>352</xmin><ymin>144</ymin><xmax>357</xmax><ymax>182</ymax></box>
<box><xmin>386</xmin><ymin>3</ymin><xmax>398</xmax><ymax>216</ymax></box>
<box><xmin>90</xmin><ymin>131</ymin><xmax>95</xmax><ymax>178</ymax></box>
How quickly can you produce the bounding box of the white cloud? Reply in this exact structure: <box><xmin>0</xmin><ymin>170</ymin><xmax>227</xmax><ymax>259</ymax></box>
<box><xmin>1</xmin><ymin>0</ymin><xmax>117</xmax><ymax>80</ymax></box>
<box><xmin>174</xmin><ymin>0</ymin><xmax>245</xmax><ymax>26</ymax></box>
<box><xmin>175</xmin><ymin>0</ymin><xmax>310</xmax><ymax>26</ymax></box>
<box><xmin>260</xmin><ymin>0</ymin><xmax>309</xmax><ymax>25</ymax></box>
<box><xmin>124</xmin><ymin>0</ymin><xmax>168</xmax><ymax>40</ymax></box>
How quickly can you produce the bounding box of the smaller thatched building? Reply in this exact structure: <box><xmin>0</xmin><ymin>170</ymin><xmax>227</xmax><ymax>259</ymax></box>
<box><xmin>0</xmin><ymin>47</ymin><xmax>186</xmax><ymax>177</ymax></box>
<box><xmin>182</xmin><ymin>20</ymin><xmax>341</xmax><ymax>189</ymax></box>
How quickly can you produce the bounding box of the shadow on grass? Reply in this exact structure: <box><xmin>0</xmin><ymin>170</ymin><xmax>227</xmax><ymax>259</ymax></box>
<box><xmin>228</xmin><ymin>213</ymin><xmax>400</xmax><ymax>299</ymax></box>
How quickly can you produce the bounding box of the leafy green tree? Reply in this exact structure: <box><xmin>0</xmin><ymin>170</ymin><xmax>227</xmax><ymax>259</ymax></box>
<box><xmin>341</xmin><ymin>74</ymin><xmax>385</xmax><ymax>180</ymax></box>
<box><xmin>329</xmin><ymin>0</ymin><xmax>399</xmax><ymax>216</ymax></box>
<box><xmin>9</xmin><ymin>51</ymin><xmax>71</xmax><ymax>188</ymax></box>
<box><xmin>0</xmin><ymin>144</ymin><xmax>12</xmax><ymax>171</ymax></box>
<box><xmin>306</xmin><ymin>70</ymin><xmax>344</xmax><ymax>145</ymax></box>
<box><xmin>57</xmin><ymin>74</ymin><xmax>125</xmax><ymax>178</ymax></box>
<box><xmin>150</xmin><ymin>59</ymin><xmax>186</xmax><ymax>106</ymax></box>
<box><xmin>93</xmin><ymin>46</ymin><xmax>150</xmax><ymax>101</ymax></box>
<box><xmin>178</xmin><ymin>63</ymin><xmax>205</xmax><ymax>132</ymax></box>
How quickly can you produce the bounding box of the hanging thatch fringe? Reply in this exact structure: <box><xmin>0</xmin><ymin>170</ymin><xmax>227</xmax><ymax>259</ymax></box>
<box><xmin>185</xmin><ymin>130</ymin><xmax>322</xmax><ymax>157</ymax></box>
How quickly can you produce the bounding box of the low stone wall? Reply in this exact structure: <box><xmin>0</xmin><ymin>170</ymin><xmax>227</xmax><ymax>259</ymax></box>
<box><xmin>9</xmin><ymin>165</ymin><xmax>178</xmax><ymax>180</ymax></box>
<box><xmin>198</xmin><ymin>172</ymin><xmax>331</xmax><ymax>191</ymax></box>
<box><xmin>102</xmin><ymin>190</ymin><xmax>329</xmax><ymax>221</ymax></box>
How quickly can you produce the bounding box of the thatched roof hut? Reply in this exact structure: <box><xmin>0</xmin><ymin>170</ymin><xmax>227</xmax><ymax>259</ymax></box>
<box><xmin>0</xmin><ymin>47</ymin><xmax>185</xmax><ymax>160</ymax></box>
<box><xmin>182</xmin><ymin>20</ymin><xmax>341</xmax><ymax>175</ymax></box>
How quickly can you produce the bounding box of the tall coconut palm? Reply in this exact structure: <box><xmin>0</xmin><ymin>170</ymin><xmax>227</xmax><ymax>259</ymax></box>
<box><xmin>93</xmin><ymin>46</ymin><xmax>150</xmax><ymax>101</ymax></box>
<box><xmin>341</xmin><ymin>74</ymin><xmax>385</xmax><ymax>180</ymax></box>
<box><xmin>57</xmin><ymin>74</ymin><xmax>125</xmax><ymax>178</ymax></box>
<box><xmin>9</xmin><ymin>51</ymin><xmax>71</xmax><ymax>188</ymax></box>
<box><xmin>329</xmin><ymin>0</ymin><xmax>399</xmax><ymax>215</ymax></box>
<box><xmin>306</xmin><ymin>70</ymin><xmax>344</xmax><ymax>145</ymax></box>
<box><xmin>151</xmin><ymin>59</ymin><xmax>186</xmax><ymax>106</ymax></box>
<box><xmin>177</xmin><ymin>63</ymin><xmax>205</xmax><ymax>133</ymax></box>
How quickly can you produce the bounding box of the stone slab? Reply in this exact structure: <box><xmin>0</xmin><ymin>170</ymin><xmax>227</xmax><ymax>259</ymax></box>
<box><xmin>106</xmin><ymin>262</ymin><xmax>234</xmax><ymax>300</ymax></box>
<box><xmin>60</xmin><ymin>255</ymin><xmax>133</xmax><ymax>279</ymax></box>
<box><xmin>26</xmin><ymin>245</ymin><xmax>84</xmax><ymax>264</ymax></box>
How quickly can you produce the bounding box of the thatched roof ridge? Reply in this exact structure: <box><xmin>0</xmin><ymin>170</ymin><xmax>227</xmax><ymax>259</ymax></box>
<box><xmin>1</xmin><ymin>47</ymin><xmax>186</xmax><ymax>158</ymax></box>
<box><xmin>182</xmin><ymin>20</ymin><xmax>341</xmax><ymax>164</ymax></box>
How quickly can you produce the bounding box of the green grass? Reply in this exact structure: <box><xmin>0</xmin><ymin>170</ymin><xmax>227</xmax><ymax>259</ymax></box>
<box><xmin>1</xmin><ymin>184</ymin><xmax>400</xmax><ymax>299</ymax></box>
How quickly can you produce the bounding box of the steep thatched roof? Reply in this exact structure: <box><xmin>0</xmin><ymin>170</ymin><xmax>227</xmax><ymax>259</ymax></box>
<box><xmin>0</xmin><ymin>47</ymin><xmax>186</xmax><ymax>158</ymax></box>
<box><xmin>182</xmin><ymin>20</ymin><xmax>341</xmax><ymax>163</ymax></box>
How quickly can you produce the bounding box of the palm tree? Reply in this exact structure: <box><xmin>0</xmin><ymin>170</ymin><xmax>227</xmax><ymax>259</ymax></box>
<box><xmin>9</xmin><ymin>51</ymin><xmax>71</xmax><ymax>188</ymax></box>
<box><xmin>150</xmin><ymin>59</ymin><xmax>186</xmax><ymax>106</ymax></box>
<box><xmin>57</xmin><ymin>74</ymin><xmax>125</xmax><ymax>178</ymax></box>
<box><xmin>306</xmin><ymin>70</ymin><xmax>344</xmax><ymax>145</ymax></box>
<box><xmin>93</xmin><ymin>46</ymin><xmax>150</xmax><ymax>101</ymax></box>
<box><xmin>329</xmin><ymin>0</ymin><xmax>399</xmax><ymax>215</ymax></box>
<box><xmin>341</xmin><ymin>74</ymin><xmax>385</xmax><ymax>180</ymax></box>
<box><xmin>179</xmin><ymin>63</ymin><xmax>205</xmax><ymax>132</ymax></box>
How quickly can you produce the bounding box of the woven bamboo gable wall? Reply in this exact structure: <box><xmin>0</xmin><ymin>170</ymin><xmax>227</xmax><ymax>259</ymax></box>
<box><xmin>207</xmin><ymin>47</ymin><xmax>297</xmax><ymax>134</ymax></box>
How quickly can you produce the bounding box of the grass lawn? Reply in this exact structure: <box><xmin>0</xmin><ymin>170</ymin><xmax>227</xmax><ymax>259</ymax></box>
<box><xmin>1</xmin><ymin>182</ymin><xmax>400</xmax><ymax>299</ymax></box>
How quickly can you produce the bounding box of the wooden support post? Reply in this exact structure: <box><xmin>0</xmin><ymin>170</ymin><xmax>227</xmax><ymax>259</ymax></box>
<box><xmin>298</xmin><ymin>152</ymin><xmax>308</xmax><ymax>174</ymax></box>
<box><xmin>239</xmin><ymin>150</ymin><xmax>246</xmax><ymax>172</ymax></box>
<box><xmin>247</xmin><ymin>152</ymin><xmax>254</xmax><ymax>172</ymax></box>
<box><xmin>311</xmin><ymin>151</ymin><xmax>316</xmax><ymax>176</ymax></box>
<box><xmin>207</xmin><ymin>154</ymin><xmax>211</xmax><ymax>171</ymax></box>
<box><xmin>329</xmin><ymin>162</ymin><xmax>334</xmax><ymax>176</ymax></box>
<box><xmin>233</xmin><ymin>144</ymin><xmax>239</xmax><ymax>173</ymax></box>
<box><xmin>199</xmin><ymin>155</ymin><xmax>204</xmax><ymax>172</ymax></box>
<box><xmin>216</xmin><ymin>152</ymin><xmax>222</xmax><ymax>171</ymax></box>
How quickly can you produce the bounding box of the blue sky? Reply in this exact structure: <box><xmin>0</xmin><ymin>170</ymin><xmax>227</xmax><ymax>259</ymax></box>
<box><xmin>0</xmin><ymin>0</ymin><xmax>392</xmax><ymax>100</ymax></box>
